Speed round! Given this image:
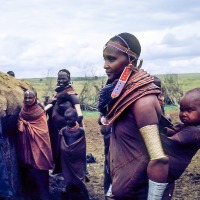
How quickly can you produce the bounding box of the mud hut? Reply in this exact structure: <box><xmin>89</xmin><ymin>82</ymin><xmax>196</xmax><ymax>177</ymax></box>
<box><xmin>0</xmin><ymin>71</ymin><xmax>33</xmax><ymax>199</ymax></box>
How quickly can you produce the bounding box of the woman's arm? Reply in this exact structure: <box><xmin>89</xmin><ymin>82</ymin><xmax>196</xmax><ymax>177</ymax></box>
<box><xmin>133</xmin><ymin>95</ymin><xmax>169</xmax><ymax>199</ymax></box>
<box><xmin>70</xmin><ymin>94</ymin><xmax>83</xmax><ymax>124</ymax></box>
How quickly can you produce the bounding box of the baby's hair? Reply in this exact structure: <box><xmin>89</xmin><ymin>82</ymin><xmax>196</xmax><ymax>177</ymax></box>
<box><xmin>184</xmin><ymin>88</ymin><xmax>200</xmax><ymax>106</ymax></box>
<box><xmin>153</xmin><ymin>76</ymin><xmax>162</xmax><ymax>88</ymax></box>
<box><xmin>57</xmin><ymin>93</ymin><xmax>71</xmax><ymax>104</ymax></box>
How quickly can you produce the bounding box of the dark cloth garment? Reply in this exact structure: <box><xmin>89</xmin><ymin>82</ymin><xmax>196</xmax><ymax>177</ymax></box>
<box><xmin>159</xmin><ymin>125</ymin><xmax>200</xmax><ymax>200</ymax></box>
<box><xmin>162</xmin><ymin>125</ymin><xmax>200</xmax><ymax>182</ymax></box>
<box><xmin>110</xmin><ymin>108</ymin><xmax>149</xmax><ymax>200</ymax></box>
<box><xmin>100</xmin><ymin>124</ymin><xmax>112</xmax><ymax>194</ymax></box>
<box><xmin>20</xmin><ymin>165</ymin><xmax>49</xmax><ymax>200</ymax></box>
<box><xmin>55</xmin><ymin>131</ymin><xmax>89</xmax><ymax>199</ymax></box>
<box><xmin>60</xmin><ymin>134</ymin><xmax>86</xmax><ymax>188</ymax></box>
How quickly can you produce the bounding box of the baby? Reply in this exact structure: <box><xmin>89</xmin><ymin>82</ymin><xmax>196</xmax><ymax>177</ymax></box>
<box><xmin>160</xmin><ymin>88</ymin><xmax>200</xmax><ymax>199</ymax></box>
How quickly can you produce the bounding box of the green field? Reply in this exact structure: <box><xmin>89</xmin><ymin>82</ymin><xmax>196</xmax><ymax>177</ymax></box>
<box><xmin>22</xmin><ymin>73</ymin><xmax>200</xmax><ymax>112</ymax></box>
<box><xmin>155</xmin><ymin>73</ymin><xmax>200</xmax><ymax>93</ymax></box>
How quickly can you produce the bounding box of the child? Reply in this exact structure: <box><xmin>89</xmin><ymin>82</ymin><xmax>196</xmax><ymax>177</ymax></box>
<box><xmin>161</xmin><ymin>88</ymin><xmax>200</xmax><ymax>199</ymax></box>
<box><xmin>56</xmin><ymin>107</ymin><xmax>90</xmax><ymax>200</ymax></box>
<box><xmin>17</xmin><ymin>90</ymin><xmax>53</xmax><ymax>200</ymax></box>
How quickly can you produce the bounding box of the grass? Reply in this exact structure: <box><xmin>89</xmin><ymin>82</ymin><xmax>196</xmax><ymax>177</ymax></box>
<box><xmin>164</xmin><ymin>105</ymin><xmax>179</xmax><ymax>112</ymax></box>
<box><xmin>83</xmin><ymin>111</ymin><xmax>100</xmax><ymax>118</ymax></box>
<box><xmin>155</xmin><ymin>73</ymin><xmax>200</xmax><ymax>93</ymax></box>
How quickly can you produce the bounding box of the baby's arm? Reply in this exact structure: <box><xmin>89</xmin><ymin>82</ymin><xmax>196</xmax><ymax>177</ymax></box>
<box><xmin>163</xmin><ymin>123</ymin><xmax>186</xmax><ymax>137</ymax></box>
<box><xmin>169</xmin><ymin>126</ymin><xmax>200</xmax><ymax>146</ymax></box>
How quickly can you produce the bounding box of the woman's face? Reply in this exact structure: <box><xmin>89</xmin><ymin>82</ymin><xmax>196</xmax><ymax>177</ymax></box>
<box><xmin>57</xmin><ymin>72</ymin><xmax>69</xmax><ymax>87</ymax></box>
<box><xmin>103</xmin><ymin>44</ymin><xmax>129</xmax><ymax>82</ymax></box>
<box><xmin>24</xmin><ymin>91</ymin><xmax>36</xmax><ymax>106</ymax></box>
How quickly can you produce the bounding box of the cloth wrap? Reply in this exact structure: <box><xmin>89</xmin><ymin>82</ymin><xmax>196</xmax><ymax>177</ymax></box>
<box><xmin>161</xmin><ymin>125</ymin><xmax>200</xmax><ymax>182</ymax></box>
<box><xmin>18</xmin><ymin>104</ymin><xmax>53</xmax><ymax>170</ymax></box>
<box><xmin>59</xmin><ymin>131</ymin><xmax>87</xmax><ymax>190</ymax></box>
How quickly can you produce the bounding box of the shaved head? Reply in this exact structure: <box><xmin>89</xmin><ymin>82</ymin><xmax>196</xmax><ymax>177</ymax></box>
<box><xmin>64</xmin><ymin>107</ymin><xmax>78</xmax><ymax>119</ymax></box>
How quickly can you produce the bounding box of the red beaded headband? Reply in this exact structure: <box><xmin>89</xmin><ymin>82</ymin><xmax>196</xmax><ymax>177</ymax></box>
<box><xmin>104</xmin><ymin>41</ymin><xmax>139</xmax><ymax>61</ymax></box>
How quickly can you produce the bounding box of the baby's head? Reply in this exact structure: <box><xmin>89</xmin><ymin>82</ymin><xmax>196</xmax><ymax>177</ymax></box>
<box><xmin>56</xmin><ymin>93</ymin><xmax>72</xmax><ymax>115</ymax></box>
<box><xmin>179</xmin><ymin>88</ymin><xmax>200</xmax><ymax>126</ymax></box>
<box><xmin>64</xmin><ymin>107</ymin><xmax>78</xmax><ymax>127</ymax></box>
<box><xmin>57</xmin><ymin>93</ymin><xmax>71</xmax><ymax>105</ymax></box>
<box><xmin>153</xmin><ymin>76</ymin><xmax>162</xmax><ymax>88</ymax></box>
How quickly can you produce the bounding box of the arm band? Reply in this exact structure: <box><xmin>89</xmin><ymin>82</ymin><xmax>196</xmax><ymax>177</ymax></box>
<box><xmin>147</xmin><ymin>179</ymin><xmax>168</xmax><ymax>200</ymax></box>
<box><xmin>139</xmin><ymin>125</ymin><xmax>167</xmax><ymax>160</ymax></box>
<box><xmin>74</xmin><ymin>104</ymin><xmax>83</xmax><ymax>117</ymax></box>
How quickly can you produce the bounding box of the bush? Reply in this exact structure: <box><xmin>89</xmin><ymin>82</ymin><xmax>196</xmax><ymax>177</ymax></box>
<box><xmin>162</xmin><ymin>74</ymin><xmax>183</xmax><ymax>106</ymax></box>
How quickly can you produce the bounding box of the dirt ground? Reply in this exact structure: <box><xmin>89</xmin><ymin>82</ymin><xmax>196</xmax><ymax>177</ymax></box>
<box><xmin>50</xmin><ymin>110</ymin><xmax>200</xmax><ymax>200</ymax></box>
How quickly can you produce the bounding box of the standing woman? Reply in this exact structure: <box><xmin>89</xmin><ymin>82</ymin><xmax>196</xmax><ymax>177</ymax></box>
<box><xmin>46</xmin><ymin>69</ymin><xmax>84</xmax><ymax>162</ymax></box>
<box><xmin>98</xmin><ymin>33</ymin><xmax>169</xmax><ymax>200</ymax></box>
<box><xmin>18</xmin><ymin>90</ymin><xmax>53</xmax><ymax>200</ymax></box>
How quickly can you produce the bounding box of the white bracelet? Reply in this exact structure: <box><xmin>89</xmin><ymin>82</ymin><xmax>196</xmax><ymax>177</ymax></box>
<box><xmin>148</xmin><ymin>179</ymin><xmax>168</xmax><ymax>200</ymax></box>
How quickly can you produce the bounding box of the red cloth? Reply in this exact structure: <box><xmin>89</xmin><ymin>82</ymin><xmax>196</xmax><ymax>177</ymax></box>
<box><xmin>18</xmin><ymin>104</ymin><xmax>53</xmax><ymax>170</ymax></box>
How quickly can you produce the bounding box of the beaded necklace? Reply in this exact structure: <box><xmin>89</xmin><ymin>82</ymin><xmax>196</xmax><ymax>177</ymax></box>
<box><xmin>66</xmin><ymin>122</ymin><xmax>79</xmax><ymax>133</ymax></box>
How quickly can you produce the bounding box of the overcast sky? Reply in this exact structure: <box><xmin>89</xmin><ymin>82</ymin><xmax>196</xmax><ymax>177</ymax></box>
<box><xmin>0</xmin><ymin>0</ymin><xmax>200</xmax><ymax>78</ymax></box>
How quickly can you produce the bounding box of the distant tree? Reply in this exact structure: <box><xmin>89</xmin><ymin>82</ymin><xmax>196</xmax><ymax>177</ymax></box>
<box><xmin>162</xmin><ymin>74</ymin><xmax>183</xmax><ymax>106</ymax></box>
<box><xmin>79</xmin><ymin>66</ymin><xmax>106</xmax><ymax>111</ymax></box>
<box><xmin>43</xmin><ymin>68</ymin><xmax>56</xmax><ymax>98</ymax></box>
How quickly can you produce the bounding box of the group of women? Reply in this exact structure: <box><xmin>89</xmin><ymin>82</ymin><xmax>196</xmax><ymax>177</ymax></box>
<box><xmin>2</xmin><ymin>32</ymin><xmax>199</xmax><ymax>200</ymax></box>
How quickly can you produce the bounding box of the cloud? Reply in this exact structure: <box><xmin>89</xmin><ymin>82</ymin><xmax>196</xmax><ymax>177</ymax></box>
<box><xmin>0</xmin><ymin>0</ymin><xmax>200</xmax><ymax>78</ymax></box>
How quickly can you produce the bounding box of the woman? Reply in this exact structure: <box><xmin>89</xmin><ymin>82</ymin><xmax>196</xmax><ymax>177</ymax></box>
<box><xmin>18</xmin><ymin>90</ymin><xmax>53</xmax><ymax>200</ymax></box>
<box><xmin>46</xmin><ymin>69</ymin><xmax>83</xmax><ymax>162</ymax></box>
<box><xmin>98</xmin><ymin>33</ymin><xmax>169</xmax><ymax>200</ymax></box>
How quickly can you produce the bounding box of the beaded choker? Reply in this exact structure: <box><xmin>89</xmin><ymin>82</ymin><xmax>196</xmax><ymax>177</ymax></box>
<box><xmin>66</xmin><ymin>122</ymin><xmax>79</xmax><ymax>133</ymax></box>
